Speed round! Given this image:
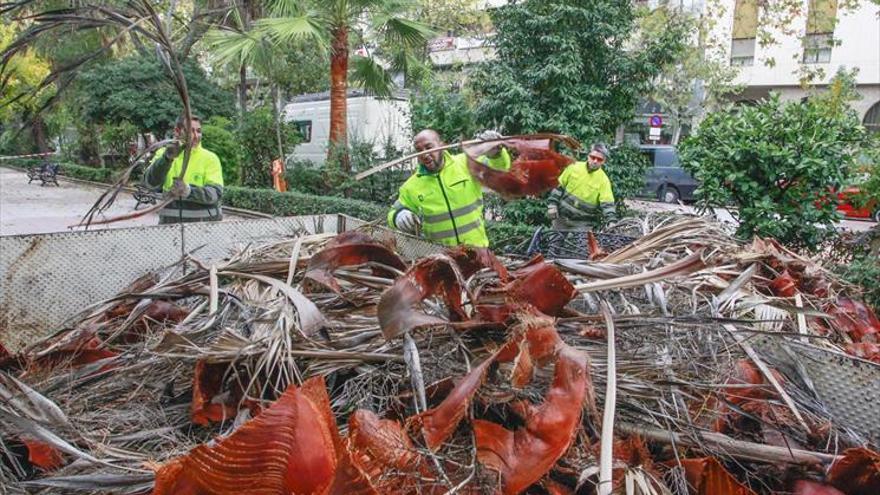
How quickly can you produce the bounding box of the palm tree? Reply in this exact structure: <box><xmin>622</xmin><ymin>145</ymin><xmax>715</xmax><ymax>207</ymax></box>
<box><xmin>228</xmin><ymin>0</ymin><xmax>433</xmax><ymax>172</ymax></box>
<box><xmin>205</xmin><ymin>5</ymin><xmax>292</xmax><ymax>165</ymax></box>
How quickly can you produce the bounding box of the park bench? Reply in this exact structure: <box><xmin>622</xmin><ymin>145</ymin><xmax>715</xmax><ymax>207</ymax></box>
<box><xmin>132</xmin><ymin>184</ymin><xmax>162</xmax><ymax>210</ymax></box>
<box><xmin>27</xmin><ymin>162</ymin><xmax>60</xmax><ymax>186</ymax></box>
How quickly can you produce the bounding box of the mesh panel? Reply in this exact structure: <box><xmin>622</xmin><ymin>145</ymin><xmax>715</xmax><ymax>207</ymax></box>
<box><xmin>514</xmin><ymin>228</ymin><xmax>637</xmax><ymax>259</ymax></box>
<box><xmin>754</xmin><ymin>334</ymin><xmax>880</xmax><ymax>444</ymax></box>
<box><xmin>1</xmin><ymin>215</ymin><xmax>441</xmax><ymax>351</ymax></box>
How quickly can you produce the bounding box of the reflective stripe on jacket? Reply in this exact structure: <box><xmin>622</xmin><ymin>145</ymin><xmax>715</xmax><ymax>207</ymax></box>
<box><xmin>388</xmin><ymin>151</ymin><xmax>489</xmax><ymax>247</ymax></box>
<box><xmin>547</xmin><ymin>162</ymin><xmax>615</xmax><ymax>226</ymax></box>
<box><xmin>145</xmin><ymin>144</ymin><xmax>225</xmax><ymax>222</ymax></box>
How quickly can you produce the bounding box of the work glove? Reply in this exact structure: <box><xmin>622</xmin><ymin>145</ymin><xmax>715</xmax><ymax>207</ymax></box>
<box><xmin>547</xmin><ymin>204</ymin><xmax>559</xmax><ymax>220</ymax></box>
<box><xmin>477</xmin><ymin>130</ymin><xmax>504</xmax><ymax>142</ymax></box>
<box><xmin>170</xmin><ymin>178</ymin><xmax>191</xmax><ymax>199</ymax></box>
<box><xmin>395</xmin><ymin>209</ymin><xmax>421</xmax><ymax>235</ymax></box>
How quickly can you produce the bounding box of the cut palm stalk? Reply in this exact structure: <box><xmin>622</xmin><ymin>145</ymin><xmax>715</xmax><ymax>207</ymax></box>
<box><xmin>598</xmin><ymin>301</ymin><xmax>617</xmax><ymax>495</ymax></box>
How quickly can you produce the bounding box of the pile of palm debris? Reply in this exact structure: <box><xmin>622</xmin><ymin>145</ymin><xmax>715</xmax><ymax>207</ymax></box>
<box><xmin>1</xmin><ymin>215</ymin><xmax>879</xmax><ymax>495</ymax></box>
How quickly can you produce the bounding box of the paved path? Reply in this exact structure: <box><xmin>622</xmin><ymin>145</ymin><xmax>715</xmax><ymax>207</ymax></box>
<box><xmin>0</xmin><ymin>167</ymin><xmax>241</xmax><ymax>236</ymax></box>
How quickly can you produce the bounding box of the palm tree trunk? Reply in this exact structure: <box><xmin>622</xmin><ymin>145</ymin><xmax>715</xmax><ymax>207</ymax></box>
<box><xmin>328</xmin><ymin>26</ymin><xmax>349</xmax><ymax>174</ymax></box>
<box><xmin>272</xmin><ymin>83</ymin><xmax>284</xmax><ymax>161</ymax></box>
<box><xmin>237</xmin><ymin>0</ymin><xmax>251</xmax><ymax>123</ymax></box>
<box><xmin>31</xmin><ymin>115</ymin><xmax>50</xmax><ymax>153</ymax></box>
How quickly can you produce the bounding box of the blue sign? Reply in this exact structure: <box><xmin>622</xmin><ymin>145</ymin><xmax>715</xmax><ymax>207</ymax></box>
<box><xmin>649</xmin><ymin>115</ymin><xmax>663</xmax><ymax>127</ymax></box>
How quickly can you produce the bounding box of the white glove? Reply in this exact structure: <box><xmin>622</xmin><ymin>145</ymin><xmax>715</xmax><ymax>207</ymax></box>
<box><xmin>395</xmin><ymin>209</ymin><xmax>421</xmax><ymax>235</ymax></box>
<box><xmin>547</xmin><ymin>204</ymin><xmax>559</xmax><ymax>220</ymax></box>
<box><xmin>477</xmin><ymin>130</ymin><xmax>504</xmax><ymax>142</ymax></box>
<box><xmin>171</xmin><ymin>178</ymin><xmax>191</xmax><ymax>199</ymax></box>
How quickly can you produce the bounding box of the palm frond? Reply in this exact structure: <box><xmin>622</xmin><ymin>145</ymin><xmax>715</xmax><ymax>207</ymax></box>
<box><xmin>372</xmin><ymin>15</ymin><xmax>434</xmax><ymax>49</ymax></box>
<box><xmin>255</xmin><ymin>15</ymin><xmax>329</xmax><ymax>50</ymax></box>
<box><xmin>349</xmin><ymin>54</ymin><xmax>394</xmax><ymax>98</ymax></box>
<box><xmin>19</xmin><ymin>474</ymin><xmax>155</xmax><ymax>491</ymax></box>
<box><xmin>388</xmin><ymin>47</ymin><xmax>429</xmax><ymax>81</ymax></box>
<box><xmin>203</xmin><ymin>27</ymin><xmax>260</xmax><ymax>67</ymax></box>
<box><xmin>264</xmin><ymin>0</ymin><xmax>309</xmax><ymax>18</ymax></box>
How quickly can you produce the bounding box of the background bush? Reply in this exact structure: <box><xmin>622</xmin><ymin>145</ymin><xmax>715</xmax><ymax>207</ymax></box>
<box><xmin>238</xmin><ymin>107</ymin><xmax>301</xmax><ymax>188</ymax></box>
<box><xmin>605</xmin><ymin>144</ymin><xmax>650</xmax><ymax>209</ymax></box>
<box><xmin>99</xmin><ymin>120</ymin><xmax>138</xmax><ymax>167</ymax></box>
<box><xmin>680</xmin><ymin>82</ymin><xmax>868</xmax><ymax>249</ymax></box>
<box><xmin>223</xmin><ymin>187</ymin><xmax>385</xmax><ymax>220</ymax></box>
<box><xmin>836</xmin><ymin>251</ymin><xmax>880</xmax><ymax>310</ymax></box>
<box><xmin>284</xmin><ymin>159</ymin><xmax>326</xmax><ymax>195</ymax></box>
<box><xmin>409</xmin><ymin>79</ymin><xmax>479</xmax><ymax>142</ymax></box>
<box><xmin>76</xmin><ymin>54</ymin><xmax>234</xmax><ymax>136</ymax></box>
<box><xmin>201</xmin><ymin>116</ymin><xmax>243</xmax><ymax>185</ymax></box>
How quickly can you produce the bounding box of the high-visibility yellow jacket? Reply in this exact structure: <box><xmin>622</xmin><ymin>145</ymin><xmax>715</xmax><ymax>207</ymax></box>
<box><xmin>388</xmin><ymin>151</ymin><xmax>489</xmax><ymax>247</ymax></box>
<box><xmin>547</xmin><ymin>162</ymin><xmax>615</xmax><ymax>226</ymax></box>
<box><xmin>145</xmin><ymin>144</ymin><xmax>224</xmax><ymax>223</ymax></box>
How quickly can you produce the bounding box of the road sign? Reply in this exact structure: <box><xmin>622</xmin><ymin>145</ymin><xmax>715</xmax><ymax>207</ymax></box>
<box><xmin>649</xmin><ymin>127</ymin><xmax>662</xmax><ymax>139</ymax></box>
<box><xmin>649</xmin><ymin>114</ymin><xmax>663</xmax><ymax>127</ymax></box>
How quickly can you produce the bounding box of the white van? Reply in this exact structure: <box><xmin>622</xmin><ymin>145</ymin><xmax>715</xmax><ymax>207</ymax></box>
<box><xmin>282</xmin><ymin>90</ymin><xmax>411</xmax><ymax>165</ymax></box>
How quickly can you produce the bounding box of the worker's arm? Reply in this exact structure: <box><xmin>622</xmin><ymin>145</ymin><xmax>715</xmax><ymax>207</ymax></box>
<box><xmin>546</xmin><ymin>166</ymin><xmax>571</xmax><ymax>219</ymax></box>
<box><xmin>143</xmin><ymin>147</ymin><xmax>174</xmax><ymax>188</ymax></box>
<box><xmin>186</xmin><ymin>155</ymin><xmax>224</xmax><ymax>206</ymax></box>
<box><xmin>598</xmin><ymin>173</ymin><xmax>616</xmax><ymax>221</ymax></box>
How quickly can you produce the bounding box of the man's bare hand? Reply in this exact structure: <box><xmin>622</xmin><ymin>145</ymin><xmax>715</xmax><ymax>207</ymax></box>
<box><xmin>170</xmin><ymin>178</ymin><xmax>191</xmax><ymax>199</ymax></box>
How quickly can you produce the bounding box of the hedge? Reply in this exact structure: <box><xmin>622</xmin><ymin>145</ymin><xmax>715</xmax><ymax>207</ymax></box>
<box><xmin>223</xmin><ymin>187</ymin><xmax>386</xmax><ymax>221</ymax></box>
<box><xmin>5</xmin><ymin>159</ymin><xmax>116</xmax><ymax>183</ymax></box>
<box><xmin>58</xmin><ymin>162</ymin><xmax>116</xmax><ymax>183</ymax></box>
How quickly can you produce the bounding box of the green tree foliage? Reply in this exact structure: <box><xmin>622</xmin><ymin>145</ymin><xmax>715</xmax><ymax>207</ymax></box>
<box><xmin>274</xmin><ymin>44</ymin><xmax>330</xmax><ymax>96</ymax></box>
<box><xmin>471</xmin><ymin>0</ymin><xmax>687</xmax><ymax>143</ymax></box>
<box><xmin>0</xmin><ymin>23</ymin><xmax>54</xmax><ymax>154</ymax></box>
<box><xmin>238</xmin><ymin>106</ymin><xmax>301</xmax><ymax>187</ymax></box>
<box><xmin>409</xmin><ymin>79</ymin><xmax>479</xmax><ymax>141</ymax></box>
<box><xmin>212</xmin><ymin>0</ymin><xmax>433</xmax><ymax>170</ymax></box>
<box><xmin>99</xmin><ymin>120</ymin><xmax>139</xmax><ymax>166</ymax></box>
<box><xmin>679</xmin><ymin>86</ymin><xmax>868</xmax><ymax>248</ymax></box>
<box><xmin>418</xmin><ymin>0</ymin><xmax>491</xmax><ymax>36</ymax></box>
<box><xmin>202</xmin><ymin>116</ymin><xmax>244</xmax><ymax>186</ymax></box>
<box><xmin>605</xmin><ymin>144</ymin><xmax>651</xmax><ymax>208</ymax></box>
<box><xmin>76</xmin><ymin>54</ymin><xmax>234</xmax><ymax>135</ymax></box>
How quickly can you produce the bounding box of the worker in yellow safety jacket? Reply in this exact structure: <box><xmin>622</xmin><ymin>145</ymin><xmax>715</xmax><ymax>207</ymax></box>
<box><xmin>388</xmin><ymin>129</ymin><xmax>489</xmax><ymax>247</ymax></box>
<box><xmin>546</xmin><ymin>143</ymin><xmax>616</xmax><ymax>231</ymax></box>
<box><xmin>144</xmin><ymin>116</ymin><xmax>224</xmax><ymax>224</ymax></box>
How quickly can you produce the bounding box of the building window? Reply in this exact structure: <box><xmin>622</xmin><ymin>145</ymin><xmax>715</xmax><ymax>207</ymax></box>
<box><xmin>802</xmin><ymin>33</ymin><xmax>834</xmax><ymax>63</ymax></box>
<box><xmin>803</xmin><ymin>0</ymin><xmax>838</xmax><ymax>64</ymax></box>
<box><xmin>294</xmin><ymin>120</ymin><xmax>312</xmax><ymax>143</ymax></box>
<box><xmin>730</xmin><ymin>0</ymin><xmax>759</xmax><ymax>66</ymax></box>
<box><xmin>730</xmin><ymin>38</ymin><xmax>756</xmax><ymax>66</ymax></box>
<box><xmin>864</xmin><ymin>101</ymin><xmax>880</xmax><ymax>135</ymax></box>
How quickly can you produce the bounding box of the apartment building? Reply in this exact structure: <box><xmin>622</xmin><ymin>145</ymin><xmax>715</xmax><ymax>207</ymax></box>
<box><xmin>426</xmin><ymin>0</ymin><xmax>507</xmax><ymax>67</ymax></box>
<box><xmin>723</xmin><ymin>0</ymin><xmax>880</xmax><ymax>132</ymax></box>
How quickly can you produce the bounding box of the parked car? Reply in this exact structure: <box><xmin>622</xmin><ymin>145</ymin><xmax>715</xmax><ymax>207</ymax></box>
<box><xmin>835</xmin><ymin>186</ymin><xmax>879</xmax><ymax>221</ymax></box>
<box><xmin>638</xmin><ymin>145</ymin><xmax>699</xmax><ymax>203</ymax></box>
